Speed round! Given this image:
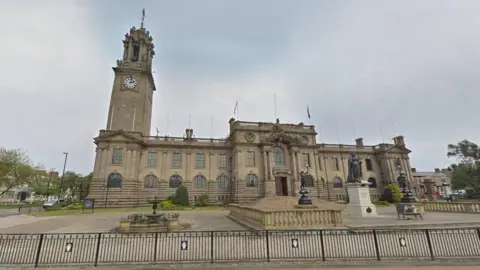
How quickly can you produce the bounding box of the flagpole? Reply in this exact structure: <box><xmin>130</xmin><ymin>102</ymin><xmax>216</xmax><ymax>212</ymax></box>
<box><xmin>335</xmin><ymin>124</ymin><xmax>341</xmax><ymax>145</ymax></box>
<box><xmin>351</xmin><ymin>124</ymin><xmax>356</xmax><ymax>141</ymax></box>
<box><xmin>393</xmin><ymin>122</ymin><xmax>397</xmax><ymax>136</ymax></box>
<box><xmin>379</xmin><ymin>121</ymin><xmax>385</xmax><ymax>143</ymax></box>
<box><xmin>188</xmin><ymin>114</ymin><xmax>191</xmax><ymax>129</ymax></box>
<box><xmin>274</xmin><ymin>93</ymin><xmax>277</xmax><ymax>119</ymax></box>
<box><xmin>210</xmin><ymin>116</ymin><xmax>213</xmax><ymax>139</ymax></box>
<box><xmin>166</xmin><ymin>113</ymin><xmax>169</xmax><ymax>136</ymax></box>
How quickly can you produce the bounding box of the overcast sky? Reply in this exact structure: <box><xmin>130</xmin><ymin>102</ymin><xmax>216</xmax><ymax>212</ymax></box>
<box><xmin>1</xmin><ymin>0</ymin><xmax>478</xmax><ymax>174</ymax></box>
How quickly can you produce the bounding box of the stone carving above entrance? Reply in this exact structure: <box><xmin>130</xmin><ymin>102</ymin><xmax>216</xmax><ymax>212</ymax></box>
<box><xmin>262</xmin><ymin>118</ymin><xmax>304</xmax><ymax>145</ymax></box>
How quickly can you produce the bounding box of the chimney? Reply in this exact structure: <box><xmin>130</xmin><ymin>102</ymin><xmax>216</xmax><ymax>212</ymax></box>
<box><xmin>355</xmin><ymin>138</ymin><xmax>364</xmax><ymax>148</ymax></box>
<box><xmin>434</xmin><ymin>168</ymin><xmax>440</xmax><ymax>173</ymax></box>
<box><xmin>393</xmin><ymin>135</ymin><xmax>405</xmax><ymax>146</ymax></box>
<box><xmin>184</xmin><ymin>128</ymin><xmax>194</xmax><ymax>139</ymax></box>
<box><xmin>411</xmin><ymin>168</ymin><xmax>417</xmax><ymax>173</ymax></box>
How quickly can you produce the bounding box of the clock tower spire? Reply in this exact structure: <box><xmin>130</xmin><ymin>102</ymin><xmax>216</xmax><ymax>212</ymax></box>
<box><xmin>105</xmin><ymin>9</ymin><xmax>156</xmax><ymax>135</ymax></box>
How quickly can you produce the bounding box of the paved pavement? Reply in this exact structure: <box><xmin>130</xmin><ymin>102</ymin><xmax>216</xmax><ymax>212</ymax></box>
<box><xmin>0</xmin><ymin>206</ymin><xmax>43</xmax><ymax>217</ymax></box>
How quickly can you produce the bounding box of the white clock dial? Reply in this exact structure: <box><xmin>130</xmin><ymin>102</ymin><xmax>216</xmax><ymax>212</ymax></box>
<box><xmin>123</xmin><ymin>76</ymin><xmax>137</xmax><ymax>89</ymax></box>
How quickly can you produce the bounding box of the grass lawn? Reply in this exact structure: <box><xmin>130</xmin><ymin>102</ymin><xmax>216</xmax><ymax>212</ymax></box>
<box><xmin>0</xmin><ymin>203</ymin><xmax>42</xmax><ymax>210</ymax></box>
<box><xmin>31</xmin><ymin>205</ymin><xmax>225</xmax><ymax>217</ymax></box>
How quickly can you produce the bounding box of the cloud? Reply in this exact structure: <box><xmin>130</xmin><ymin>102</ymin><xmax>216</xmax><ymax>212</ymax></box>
<box><xmin>1</xmin><ymin>0</ymin><xmax>479</xmax><ymax>174</ymax></box>
<box><xmin>0</xmin><ymin>0</ymin><xmax>110</xmax><ymax>173</ymax></box>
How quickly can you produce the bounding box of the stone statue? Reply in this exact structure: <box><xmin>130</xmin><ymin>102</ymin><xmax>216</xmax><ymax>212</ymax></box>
<box><xmin>299</xmin><ymin>171</ymin><xmax>306</xmax><ymax>190</ymax></box>
<box><xmin>347</xmin><ymin>152</ymin><xmax>363</xmax><ymax>183</ymax></box>
<box><xmin>397</xmin><ymin>173</ymin><xmax>407</xmax><ymax>190</ymax></box>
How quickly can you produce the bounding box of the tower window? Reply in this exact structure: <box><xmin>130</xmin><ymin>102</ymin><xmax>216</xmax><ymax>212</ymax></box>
<box><xmin>302</xmin><ymin>153</ymin><xmax>310</xmax><ymax>167</ymax></box>
<box><xmin>112</xmin><ymin>148</ymin><xmax>123</xmax><ymax>165</ymax></box>
<box><xmin>132</xmin><ymin>44</ymin><xmax>140</xmax><ymax>62</ymax></box>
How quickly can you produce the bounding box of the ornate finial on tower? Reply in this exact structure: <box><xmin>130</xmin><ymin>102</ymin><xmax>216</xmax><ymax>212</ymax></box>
<box><xmin>140</xmin><ymin>8</ymin><xmax>146</xmax><ymax>28</ymax></box>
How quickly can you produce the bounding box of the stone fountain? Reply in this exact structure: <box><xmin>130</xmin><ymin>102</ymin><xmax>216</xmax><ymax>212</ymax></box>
<box><xmin>115</xmin><ymin>196</ymin><xmax>187</xmax><ymax>233</ymax></box>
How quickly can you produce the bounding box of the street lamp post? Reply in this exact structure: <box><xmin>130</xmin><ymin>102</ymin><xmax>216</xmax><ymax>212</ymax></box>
<box><xmin>102</xmin><ymin>184</ymin><xmax>110</xmax><ymax>208</ymax></box>
<box><xmin>58</xmin><ymin>152</ymin><xmax>68</xmax><ymax>199</ymax></box>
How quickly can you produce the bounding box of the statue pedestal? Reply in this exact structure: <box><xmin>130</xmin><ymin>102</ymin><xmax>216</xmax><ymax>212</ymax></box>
<box><xmin>346</xmin><ymin>182</ymin><xmax>377</xmax><ymax>218</ymax></box>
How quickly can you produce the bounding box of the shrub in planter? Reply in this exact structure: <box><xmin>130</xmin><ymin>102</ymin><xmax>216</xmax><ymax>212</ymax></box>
<box><xmin>195</xmin><ymin>194</ymin><xmax>209</xmax><ymax>207</ymax></box>
<box><xmin>380</xmin><ymin>184</ymin><xmax>403</xmax><ymax>203</ymax></box>
<box><xmin>160</xmin><ymin>200</ymin><xmax>177</xmax><ymax>209</ymax></box>
<box><xmin>172</xmin><ymin>186</ymin><xmax>190</xmax><ymax>206</ymax></box>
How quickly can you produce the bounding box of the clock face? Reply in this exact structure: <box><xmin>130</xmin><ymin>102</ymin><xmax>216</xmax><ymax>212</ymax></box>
<box><xmin>123</xmin><ymin>76</ymin><xmax>137</xmax><ymax>89</ymax></box>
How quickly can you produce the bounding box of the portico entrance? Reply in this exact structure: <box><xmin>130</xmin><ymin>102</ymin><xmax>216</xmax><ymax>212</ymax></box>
<box><xmin>275</xmin><ymin>176</ymin><xmax>288</xmax><ymax>196</ymax></box>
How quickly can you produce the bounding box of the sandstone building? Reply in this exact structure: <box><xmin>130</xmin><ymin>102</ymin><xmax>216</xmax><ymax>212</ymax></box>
<box><xmin>88</xmin><ymin>20</ymin><xmax>415</xmax><ymax>207</ymax></box>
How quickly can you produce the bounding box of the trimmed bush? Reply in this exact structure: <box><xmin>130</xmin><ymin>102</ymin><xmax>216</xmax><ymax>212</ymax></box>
<box><xmin>160</xmin><ymin>200</ymin><xmax>177</xmax><ymax>209</ymax></box>
<box><xmin>381</xmin><ymin>184</ymin><xmax>403</xmax><ymax>203</ymax></box>
<box><xmin>172</xmin><ymin>186</ymin><xmax>190</xmax><ymax>206</ymax></box>
<box><xmin>195</xmin><ymin>194</ymin><xmax>209</xmax><ymax>207</ymax></box>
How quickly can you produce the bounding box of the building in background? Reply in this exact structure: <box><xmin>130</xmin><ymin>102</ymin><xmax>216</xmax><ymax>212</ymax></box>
<box><xmin>87</xmin><ymin>18</ymin><xmax>415</xmax><ymax>207</ymax></box>
<box><xmin>411</xmin><ymin>168</ymin><xmax>452</xmax><ymax>196</ymax></box>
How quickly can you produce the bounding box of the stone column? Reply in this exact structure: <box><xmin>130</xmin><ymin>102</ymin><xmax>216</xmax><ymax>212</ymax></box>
<box><xmin>291</xmin><ymin>151</ymin><xmax>298</xmax><ymax>196</ymax></box>
<box><xmin>268</xmin><ymin>152</ymin><xmax>274</xmax><ymax>179</ymax></box>
<box><xmin>423</xmin><ymin>179</ymin><xmax>437</xmax><ymax>201</ymax></box>
<box><xmin>263</xmin><ymin>151</ymin><xmax>268</xmax><ymax>179</ymax></box>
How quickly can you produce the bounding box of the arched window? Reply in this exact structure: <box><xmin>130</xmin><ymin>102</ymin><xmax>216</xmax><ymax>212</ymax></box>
<box><xmin>302</xmin><ymin>174</ymin><xmax>315</xmax><ymax>187</ymax></box>
<box><xmin>217</xmin><ymin>175</ymin><xmax>228</xmax><ymax>189</ymax></box>
<box><xmin>107</xmin><ymin>173</ymin><xmax>122</xmax><ymax>188</ymax></box>
<box><xmin>169</xmin><ymin>174</ymin><xmax>183</xmax><ymax>188</ymax></box>
<box><xmin>272</xmin><ymin>146</ymin><xmax>285</xmax><ymax>166</ymax></box>
<box><xmin>144</xmin><ymin>174</ymin><xmax>158</xmax><ymax>188</ymax></box>
<box><xmin>368</xmin><ymin>177</ymin><xmax>377</xmax><ymax>188</ymax></box>
<box><xmin>246</xmin><ymin>173</ymin><xmax>258</xmax><ymax>187</ymax></box>
<box><xmin>194</xmin><ymin>175</ymin><xmax>207</xmax><ymax>188</ymax></box>
<box><xmin>333</xmin><ymin>177</ymin><xmax>343</xmax><ymax>188</ymax></box>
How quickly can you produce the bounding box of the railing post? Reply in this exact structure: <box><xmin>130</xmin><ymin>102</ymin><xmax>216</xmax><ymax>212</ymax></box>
<box><xmin>424</xmin><ymin>229</ymin><xmax>434</xmax><ymax>260</ymax></box>
<box><xmin>93</xmin><ymin>233</ymin><xmax>102</xmax><ymax>267</ymax></box>
<box><xmin>265</xmin><ymin>230</ymin><xmax>270</xmax><ymax>262</ymax></box>
<box><xmin>34</xmin><ymin>234</ymin><xmax>44</xmax><ymax>268</ymax></box>
<box><xmin>153</xmin><ymin>232</ymin><xmax>158</xmax><ymax>263</ymax></box>
<box><xmin>210</xmin><ymin>231</ymin><xmax>214</xmax><ymax>264</ymax></box>
<box><xmin>372</xmin><ymin>230</ymin><xmax>381</xmax><ymax>261</ymax></box>
<box><xmin>320</xmin><ymin>230</ymin><xmax>325</xmax><ymax>261</ymax></box>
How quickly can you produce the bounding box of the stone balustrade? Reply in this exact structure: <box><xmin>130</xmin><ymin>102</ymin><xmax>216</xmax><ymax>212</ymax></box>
<box><xmin>424</xmin><ymin>201</ymin><xmax>480</xmax><ymax>213</ymax></box>
<box><xmin>228</xmin><ymin>204</ymin><xmax>343</xmax><ymax>230</ymax></box>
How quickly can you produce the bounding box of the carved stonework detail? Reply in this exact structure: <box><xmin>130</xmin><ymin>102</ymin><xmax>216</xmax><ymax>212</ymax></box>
<box><xmin>244</xmin><ymin>132</ymin><xmax>256</xmax><ymax>142</ymax></box>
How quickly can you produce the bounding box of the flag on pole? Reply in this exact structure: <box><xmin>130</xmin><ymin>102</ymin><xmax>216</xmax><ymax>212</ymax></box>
<box><xmin>307</xmin><ymin>106</ymin><xmax>311</xmax><ymax>119</ymax></box>
<box><xmin>156</xmin><ymin>127</ymin><xmax>160</xmax><ymax>136</ymax></box>
<box><xmin>233</xmin><ymin>100</ymin><xmax>238</xmax><ymax>116</ymax></box>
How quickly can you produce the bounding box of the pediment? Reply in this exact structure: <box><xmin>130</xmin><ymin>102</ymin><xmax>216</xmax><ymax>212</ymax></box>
<box><xmin>384</xmin><ymin>144</ymin><xmax>412</xmax><ymax>154</ymax></box>
<box><xmin>94</xmin><ymin>130</ymin><xmax>144</xmax><ymax>145</ymax></box>
<box><xmin>262</xmin><ymin>132</ymin><xmax>304</xmax><ymax>145</ymax></box>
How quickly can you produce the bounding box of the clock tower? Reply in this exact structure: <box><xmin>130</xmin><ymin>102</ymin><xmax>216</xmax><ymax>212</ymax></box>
<box><xmin>105</xmin><ymin>13</ymin><xmax>156</xmax><ymax>136</ymax></box>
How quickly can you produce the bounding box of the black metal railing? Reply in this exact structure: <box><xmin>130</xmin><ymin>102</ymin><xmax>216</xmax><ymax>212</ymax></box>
<box><xmin>1</xmin><ymin>228</ymin><xmax>480</xmax><ymax>267</ymax></box>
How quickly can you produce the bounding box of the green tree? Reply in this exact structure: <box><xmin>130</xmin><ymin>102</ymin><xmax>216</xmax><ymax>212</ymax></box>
<box><xmin>0</xmin><ymin>148</ymin><xmax>45</xmax><ymax>196</ymax></box>
<box><xmin>172</xmin><ymin>185</ymin><xmax>190</xmax><ymax>206</ymax></box>
<box><xmin>447</xmin><ymin>140</ymin><xmax>480</xmax><ymax>192</ymax></box>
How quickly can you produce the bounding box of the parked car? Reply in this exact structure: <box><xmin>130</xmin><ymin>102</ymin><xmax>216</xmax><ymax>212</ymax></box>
<box><xmin>42</xmin><ymin>199</ymin><xmax>59</xmax><ymax>210</ymax></box>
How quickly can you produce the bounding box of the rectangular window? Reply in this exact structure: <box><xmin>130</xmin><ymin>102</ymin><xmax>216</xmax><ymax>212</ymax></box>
<box><xmin>218</xmin><ymin>154</ymin><xmax>227</xmax><ymax>168</ymax></box>
<box><xmin>365</xmin><ymin>158</ymin><xmax>373</xmax><ymax>171</ymax></box>
<box><xmin>302</xmin><ymin>153</ymin><xmax>310</xmax><ymax>167</ymax></box>
<box><xmin>172</xmin><ymin>152</ymin><xmax>182</xmax><ymax>168</ymax></box>
<box><xmin>246</xmin><ymin>151</ymin><xmax>255</xmax><ymax>166</ymax></box>
<box><xmin>147</xmin><ymin>152</ymin><xmax>157</xmax><ymax>167</ymax></box>
<box><xmin>331</xmin><ymin>157</ymin><xmax>339</xmax><ymax>171</ymax></box>
<box><xmin>196</xmin><ymin>153</ymin><xmax>205</xmax><ymax>169</ymax></box>
<box><xmin>112</xmin><ymin>148</ymin><xmax>123</xmax><ymax>165</ymax></box>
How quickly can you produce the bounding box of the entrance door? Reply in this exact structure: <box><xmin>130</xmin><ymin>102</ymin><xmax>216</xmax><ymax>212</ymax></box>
<box><xmin>275</xmin><ymin>177</ymin><xmax>289</xmax><ymax>196</ymax></box>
